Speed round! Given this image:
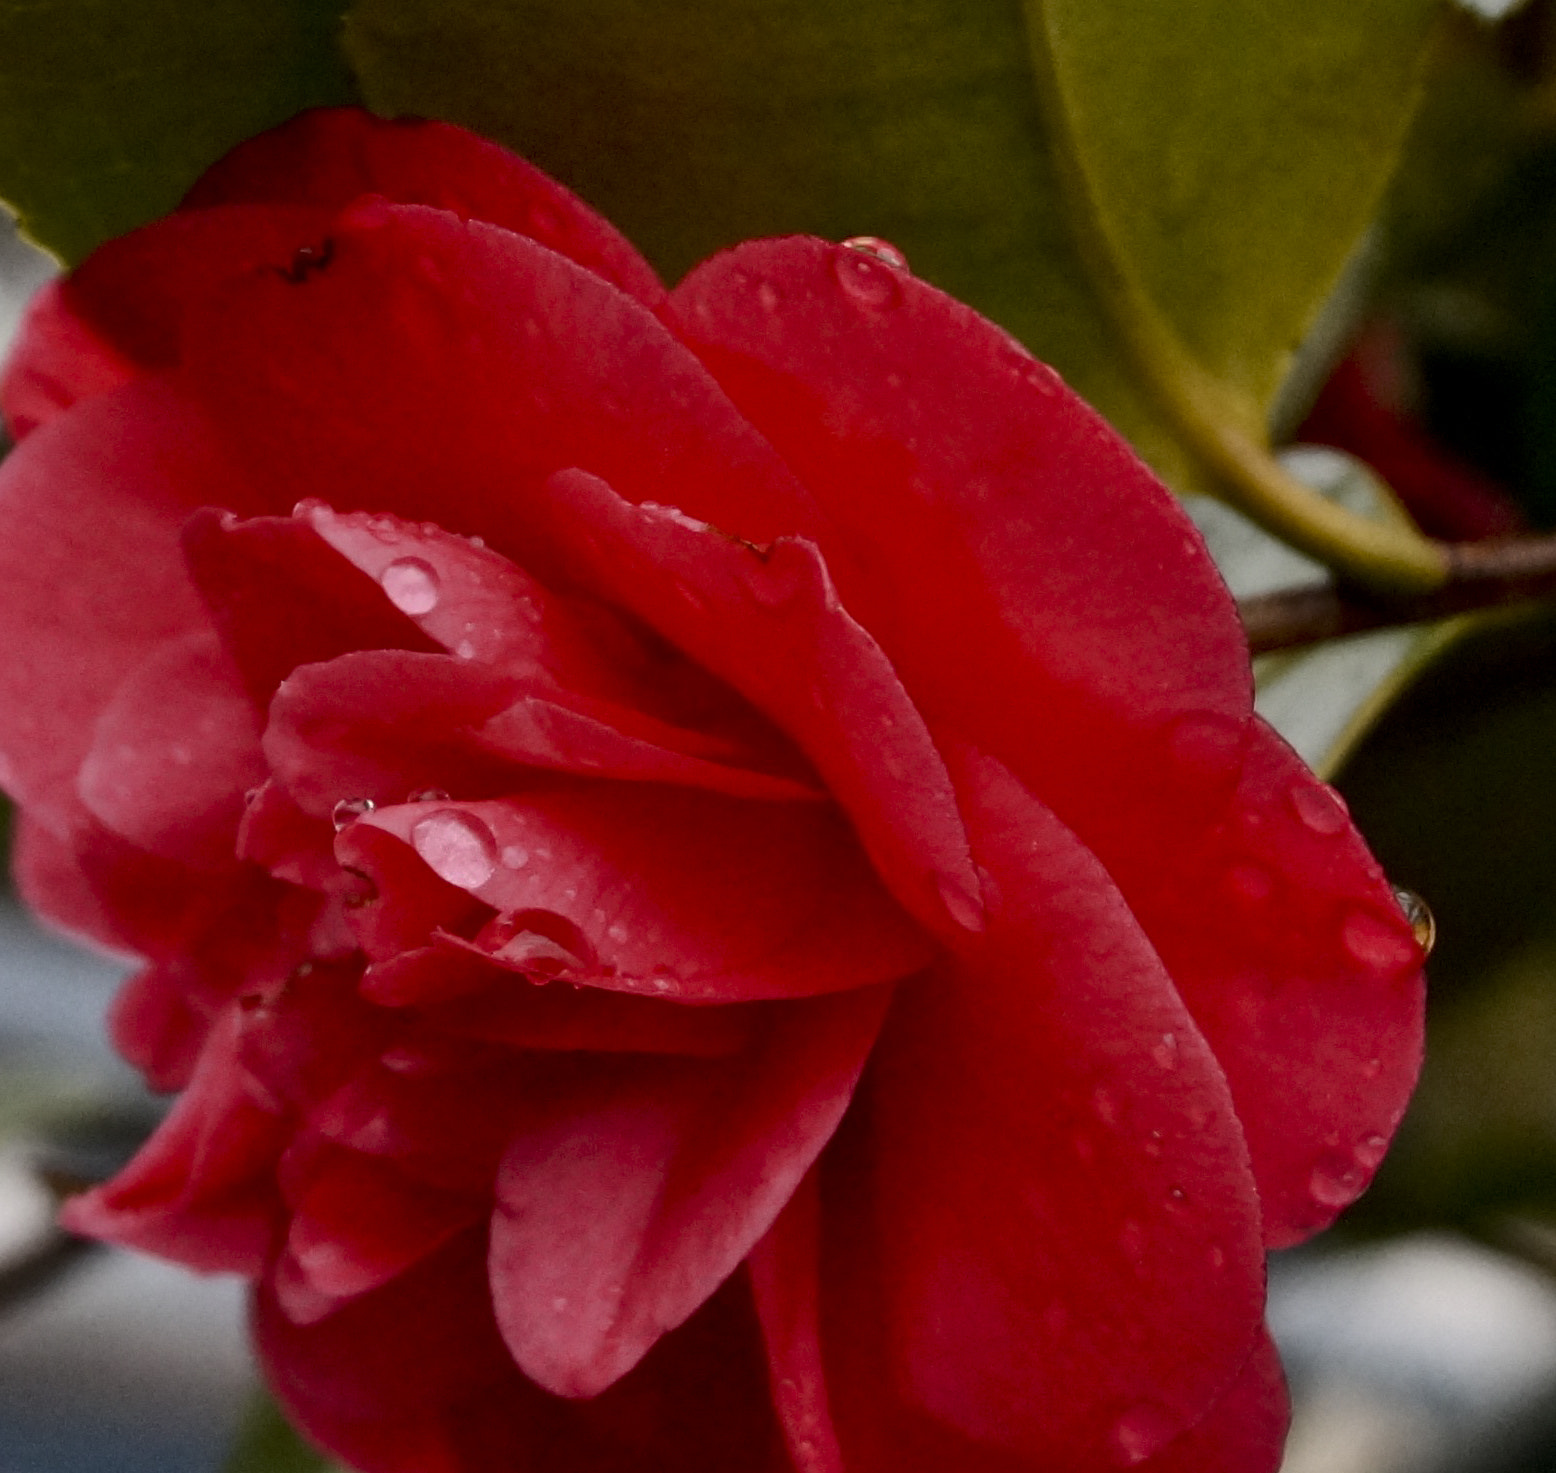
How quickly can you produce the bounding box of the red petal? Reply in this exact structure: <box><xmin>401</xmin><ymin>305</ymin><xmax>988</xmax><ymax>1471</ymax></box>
<box><xmin>77</xmin><ymin>631</ymin><xmax>264</xmax><ymax>869</ymax></box>
<box><xmin>183</xmin><ymin>107</ymin><xmax>666</xmax><ymax>310</ymax></box>
<box><xmin>1137</xmin><ymin>1330</ymin><xmax>1288</xmax><ymax>1473</ymax></box>
<box><xmin>170</xmin><ymin>202</ymin><xmax>823</xmax><ymax>553</ymax></box>
<box><xmin>0</xmin><ymin>279</ymin><xmax>136</xmax><ymax>439</ymax></box>
<box><xmin>256</xmin><ymin>1228</ymin><xmax>786</xmax><ymax>1473</ymax></box>
<box><xmin>340</xmin><ymin>789</ymin><xmax>933</xmax><ymax>1001</ymax></box>
<box><xmin>521</xmin><ymin>471</ymin><xmax>982</xmax><ymax>942</ymax></box>
<box><xmin>667</xmin><ymin>238</ymin><xmax>1252</xmax><ymax>926</ymax></box>
<box><xmin>60</xmin><ymin>1005</ymin><xmax>286</xmax><ymax>1271</ymax></box>
<box><xmin>0</xmin><ymin>380</ymin><xmax>250</xmax><ymax>830</ymax></box>
<box><xmin>181</xmin><ymin>507</ymin><xmax>439</xmax><ymax>704</ymax></box>
<box><xmin>1125</xmin><ymin>721</ymin><xmax>1426</xmax><ymax>1247</ymax></box>
<box><xmin>107</xmin><ymin>962</ymin><xmax>209</xmax><ymax>1093</ymax></box>
<box><xmin>279</xmin><ymin>1145</ymin><xmax>483</xmax><ymax>1310</ymax></box>
<box><xmin>824</xmin><ymin>750</ymin><xmax>1264</xmax><ymax>1466</ymax></box>
<box><xmin>748</xmin><ymin>1172</ymin><xmax>846</xmax><ymax>1473</ymax></box>
<box><xmin>371</xmin><ymin>947</ymin><xmax>760</xmax><ymax>1058</ymax></box>
<box><xmin>489</xmin><ymin>984</ymin><xmax>891</xmax><ymax>1396</ymax></box>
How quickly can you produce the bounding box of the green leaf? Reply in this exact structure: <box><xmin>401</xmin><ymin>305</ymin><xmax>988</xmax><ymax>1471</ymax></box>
<box><xmin>344</xmin><ymin>0</ymin><xmax>1440</xmax><ymax>502</ymax></box>
<box><xmin>225</xmin><ymin>1392</ymin><xmax>346</xmax><ymax>1473</ymax></box>
<box><xmin>0</xmin><ymin>0</ymin><xmax>357</xmax><ymax>264</ymax></box>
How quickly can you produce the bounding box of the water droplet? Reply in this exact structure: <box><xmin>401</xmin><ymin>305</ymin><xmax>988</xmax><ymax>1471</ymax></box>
<box><xmin>332</xmin><ymin>796</ymin><xmax>376</xmax><ymax>831</ymax></box>
<box><xmin>551</xmin><ymin>1295</ymin><xmax>569</xmax><ymax>1314</ymax></box>
<box><xmin>492</xmin><ymin>929</ymin><xmax>587</xmax><ymax>975</ymax></box>
<box><xmin>606</xmin><ymin>922</ymin><xmax>630</xmax><ymax>943</ymax></box>
<box><xmin>1166</xmin><ymin>711</ymin><xmax>1243</xmax><ymax>779</ymax></box>
<box><xmin>1208</xmin><ymin>1244</ymin><xmax>1226</xmax><ymax>1271</ymax></box>
<box><xmin>1224</xmin><ymin>862</ymin><xmax>1273</xmax><ymax>906</ymax></box>
<box><xmin>935</xmin><ymin>873</ymin><xmax>985</xmax><ymax>933</ymax></box>
<box><xmin>1393</xmin><ymin>887</ymin><xmax>1436</xmax><ymax>955</ymax></box>
<box><xmin>841</xmin><ymin>236</ymin><xmax>909</xmax><ymax>270</ymax></box>
<box><xmin>243</xmin><ymin>786</ymin><xmax>263</xmax><ymax>807</ymax></box>
<box><xmin>1166</xmin><ymin>1185</ymin><xmax>1188</xmax><ymax>1207</ymax></box>
<box><xmin>1355</xmin><ymin>1133</ymin><xmax>1389</xmax><ymax>1170</ymax></box>
<box><xmin>1109</xmin><ymin>1404</ymin><xmax>1178</xmax><ymax>1467</ymax></box>
<box><xmin>651</xmin><ymin>975</ymin><xmax>679</xmax><ymax>993</ymax></box>
<box><xmin>412</xmin><ymin>810</ymin><xmax>498</xmax><ymax>890</ymax></box>
<box><xmin>832</xmin><ymin>245</ymin><xmax>904</xmax><ymax>310</ymax></box>
<box><xmin>292</xmin><ymin>497</ymin><xmax>331</xmax><ymax>520</ymax></box>
<box><xmin>381</xmin><ymin>1043</ymin><xmax>441</xmax><ymax>1075</ymax></box>
<box><xmin>501</xmin><ymin>845</ymin><xmax>530</xmax><ymax>870</ymax></box>
<box><xmin>1289</xmin><ymin>780</ymin><xmax>1349</xmax><ymax>835</ymax></box>
<box><xmin>1143</xmin><ymin>1130</ymin><xmax>1164</xmax><ymax>1159</ymax></box>
<box><xmin>455</xmin><ymin>639</ymin><xmax>476</xmax><ymax>660</ymax></box>
<box><xmin>757</xmin><ymin>280</ymin><xmax>780</xmax><ymax>312</ymax></box>
<box><xmin>1118</xmin><ymin>1220</ymin><xmax>1145</xmax><ymax>1261</ymax></box>
<box><xmin>1342</xmin><ymin>907</ymin><xmax>1418</xmax><ymax>973</ymax></box>
<box><xmin>1092</xmin><ymin>1084</ymin><xmax>1121</xmax><ymax>1128</ymax></box>
<box><xmin>1151</xmin><ymin>1032</ymin><xmax>1180</xmax><ymax>1070</ymax></box>
<box><xmin>405</xmin><ymin>788</ymin><xmax>450</xmax><ymax>805</ymax></box>
<box><xmin>381</xmin><ymin>557</ymin><xmax>441</xmax><ymax>616</ymax></box>
<box><xmin>1309</xmin><ymin>1151</ymin><xmax>1365</xmax><ymax>1209</ymax></box>
<box><xmin>1361</xmin><ymin>1056</ymin><xmax>1382</xmax><ymax>1079</ymax></box>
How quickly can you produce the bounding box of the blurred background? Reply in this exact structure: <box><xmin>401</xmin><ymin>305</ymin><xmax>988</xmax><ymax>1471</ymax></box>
<box><xmin>9</xmin><ymin>1</ymin><xmax>1556</xmax><ymax>1470</ymax></box>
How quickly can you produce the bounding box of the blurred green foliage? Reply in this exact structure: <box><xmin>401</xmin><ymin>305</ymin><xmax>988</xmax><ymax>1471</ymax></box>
<box><xmin>0</xmin><ymin>0</ymin><xmax>355</xmax><ymax>263</ymax></box>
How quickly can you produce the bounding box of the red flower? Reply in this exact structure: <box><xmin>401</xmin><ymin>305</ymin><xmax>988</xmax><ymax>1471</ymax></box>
<box><xmin>0</xmin><ymin>109</ymin><xmax>1423</xmax><ymax>1473</ymax></box>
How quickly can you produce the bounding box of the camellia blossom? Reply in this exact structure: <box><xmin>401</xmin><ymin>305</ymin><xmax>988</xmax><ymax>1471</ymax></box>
<box><xmin>0</xmin><ymin>108</ymin><xmax>1425</xmax><ymax>1473</ymax></box>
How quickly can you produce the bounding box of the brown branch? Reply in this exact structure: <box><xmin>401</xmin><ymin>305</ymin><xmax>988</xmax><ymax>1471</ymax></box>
<box><xmin>1239</xmin><ymin>530</ymin><xmax>1556</xmax><ymax>654</ymax></box>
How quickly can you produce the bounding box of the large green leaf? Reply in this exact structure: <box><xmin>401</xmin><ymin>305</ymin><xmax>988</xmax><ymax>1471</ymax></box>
<box><xmin>345</xmin><ymin>0</ymin><xmax>1442</xmax><ymax>503</ymax></box>
<box><xmin>0</xmin><ymin>0</ymin><xmax>356</xmax><ymax>264</ymax></box>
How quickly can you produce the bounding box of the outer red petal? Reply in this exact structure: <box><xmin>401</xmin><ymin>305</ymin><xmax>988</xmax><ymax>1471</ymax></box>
<box><xmin>0</xmin><ymin>380</ymin><xmax>253</xmax><ymax>830</ymax></box>
<box><xmin>60</xmin><ymin>1005</ymin><xmax>286</xmax><ymax>1272</ymax></box>
<box><xmin>182</xmin><ymin>106</ymin><xmax>667</xmax><ymax>311</ymax></box>
<box><xmin>665</xmin><ymin>237</ymin><xmax>1252</xmax><ymax>874</ymax></box>
<box><xmin>76</xmin><ymin>630</ymin><xmax>265</xmax><ymax>869</ymax></box>
<box><xmin>339</xmin><ymin>790</ymin><xmax>932</xmax><ymax>1001</ymax></box>
<box><xmin>666</xmin><ymin>237</ymin><xmax>1423</xmax><ymax>1249</ymax></box>
<box><xmin>1126</xmin><ymin>720</ymin><xmax>1426</xmax><ymax>1246</ymax></box>
<box><xmin>488</xmin><ymin>984</ymin><xmax>891</xmax><ymax>1397</ymax></box>
<box><xmin>169</xmin><ymin>203</ymin><xmax>825</xmax><ymax>552</ymax></box>
<box><xmin>0</xmin><ymin>279</ymin><xmax>136</xmax><ymax>439</ymax></box>
<box><xmin>821</xmin><ymin>750</ymin><xmax>1265</xmax><ymax>1469</ymax></box>
<box><xmin>1137</xmin><ymin>1331</ymin><xmax>1288</xmax><ymax>1473</ymax></box>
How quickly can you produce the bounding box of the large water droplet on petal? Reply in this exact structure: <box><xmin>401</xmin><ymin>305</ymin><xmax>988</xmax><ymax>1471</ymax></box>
<box><xmin>332</xmin><ymin>796</ymin><xmax>376</xmax><ymax>832</ymax></box>
<box><xmin>412</xmin><ymin>810</ymin><xmax>498</xmax><ymax>890</ymax></box>
<box><xmin>1109</xmin><ymin>1404</ymin><xmax>1178</xmax><ymax>1468</ymax></box>
<box><xmin>832</xmin><ymin>244</ymin><xmax>904</xmax><ymax>309</ymax></box>
<box><xmin>381</xmin><ymin>557</ymin><xmax>441</xmax><ymax>616</ymax></box>
<box><xmin>1289</xmin><ymin>780</ymin><xmax>1349</xmax><ymax>835</ymax></box>
<box><xmin>1393</xmin><ymin>887</ymin><xmax>1436</xmax><ymax>955</ymax></box>
<box><xmin>1354</xmin><ymin>1132</ymin><xmax>1390</xmax><ymax>1170</ymax></box>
